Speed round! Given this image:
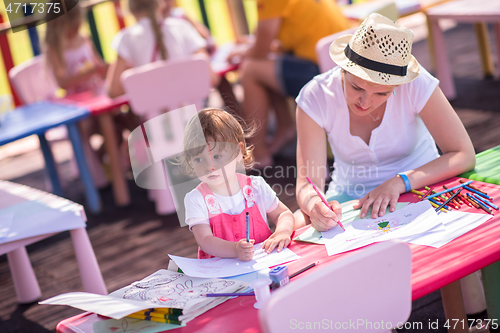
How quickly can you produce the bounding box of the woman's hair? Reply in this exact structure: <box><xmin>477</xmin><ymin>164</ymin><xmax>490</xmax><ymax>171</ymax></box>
<box><xmin>128</xmin><ymin>0</ymin><xmax>168</xmax><ymax>60</ymax></box>
<box><xmin>179</xmin><ymin>108</ymin><xmax>255</xmax><ymax>176</ymax></box>
<box><xmin>44</xmin><ymin>0</ymin><xmax>82</xmax><ymax>70</ymax></box>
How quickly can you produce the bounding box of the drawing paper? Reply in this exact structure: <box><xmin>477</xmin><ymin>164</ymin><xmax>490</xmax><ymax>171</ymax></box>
<box><xmin>40</xmin><ymin>270</ymin><xmax>248</xmax><ymax>322</ymax></box>
<box><xmin>169</xmin><ymin>243</ymin><xmax>300</xmax><ymax>278</ymax></box>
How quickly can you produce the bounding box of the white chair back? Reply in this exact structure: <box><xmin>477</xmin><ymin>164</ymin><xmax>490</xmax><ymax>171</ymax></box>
<box><xmin>259</xmin><ymin>240</ymin><xmax>412</xmax><ymax>333</ymax></box>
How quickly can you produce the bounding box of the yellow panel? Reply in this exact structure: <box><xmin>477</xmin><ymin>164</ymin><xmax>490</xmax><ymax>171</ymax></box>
<box><xmin>93</xmin><ymin>2</ymin><xmax>120</xmax><ymax>62</ymax></box>
<box><xmin>178</xmin><ymin>0</ymin><xmax>203</xmax><ymax>23</ymax></box>
<box><xmin>205</xmin><ymin>0</ymin><xmax>234</xmax><ymax>44</ymax></box>
<box><xmin>0</xmin><ymin>49</ymin><xmax>13</xmax><ymax>97</ymax></box>
<box><xmin>243</xmin><ymin>0</ymin><xmax>257</xmax><ymax>33</ymax></box>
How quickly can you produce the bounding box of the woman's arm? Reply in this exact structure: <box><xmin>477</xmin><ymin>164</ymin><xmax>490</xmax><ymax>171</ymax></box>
<box><xmin>296</xmin><ymin>106</ymin><xmax>342</xmax><ymax>231</ymax></box>
<box><xmin>192</xmin><ymin>224</ymin><xmax>254</xmax><ymax>261</ymax></box>
<box><xmin>262</xmin><ymin>201</ymin><xmax>294</xmax><ymax>253</ymax></box>
<box><xmin>105</xmin><ymin>56</ymin><xmax>131</xmax><ymax>98</ymax></box>
<box><xmin>355</xmin><ymin>86</ymin><xmax>476</xmax><ymax>218</ymax></box>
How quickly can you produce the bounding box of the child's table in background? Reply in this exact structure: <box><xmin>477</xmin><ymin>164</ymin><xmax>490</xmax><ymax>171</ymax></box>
<box><xmin>425</xmin><ymin>0</ymin><xmax>500</xmax><ymax>100</ymax></box>
<box><xmin>0</xmin><ymin>101</ymin><xmax>101</xmax><ymax>213</ymax></box>
<box><xmin>57</xmin><ymin>93</ymin><xmax>130</xmax><ymax>207</ymax></box>
<box><xmin>56</xmin><ymin>177</ymin><xmax>500</xmax><ymax>333</ymax></box>
<box><xmin>460</xmin><ymin>144</ymin><xmax>500</xmax><ymax>185</ymax></box>
<box><xmin>0</xmin><ymin>180</ymin><xmax>107</xmax><ymax>304</ymax></box>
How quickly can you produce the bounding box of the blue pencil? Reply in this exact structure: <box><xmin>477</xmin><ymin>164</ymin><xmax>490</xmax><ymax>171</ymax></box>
<box><xmin>246</xmin><ymin>211</ymin><xmax>249</xmax><ymax>242</ymax></box>
<box><xmin>466</xmin><ymin>193</ymin><xmax>493</xmax><ymax>214</ymax></box>
<box><xmin>464</xmin><ymin>186</ymin><xmax>493</xmax><ymax>200</ymax></box>
<box><xmin>425</xmin><ymin>181</ymin><xmax>473</xmax><ymax>200</ymax></box>
<box><xmin>429</xmin><ymin>198</ymin><xmax>450</xmax><ymax>210</ymax></box>
<box><xmin>203</xmin><ymin>292</ymin><xmax>255</xmax><ymax>297</ymax></box>
<box><xmin>470</xmin><ymin>192</ymin><xmax>499</xmax><ymax>210</ymax></box>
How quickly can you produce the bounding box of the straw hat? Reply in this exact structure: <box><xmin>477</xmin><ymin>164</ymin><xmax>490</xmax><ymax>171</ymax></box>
<box><xmin>329</xmin><ymin>13</ymin><xmax>420</xmax><ymax>85</ymax></box>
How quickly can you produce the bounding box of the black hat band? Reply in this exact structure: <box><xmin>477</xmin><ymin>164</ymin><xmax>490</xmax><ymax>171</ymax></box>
<box><xmin>344</xmin><ymin>44</ymin><xmax>407</xmax><ymax>77</ymax></box>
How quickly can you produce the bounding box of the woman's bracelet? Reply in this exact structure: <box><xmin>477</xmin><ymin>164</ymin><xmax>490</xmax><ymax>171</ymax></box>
<box><xmin>397</xmin><ymin>173</ymin><xmax>411</xmax><ymax>193</ymax></box>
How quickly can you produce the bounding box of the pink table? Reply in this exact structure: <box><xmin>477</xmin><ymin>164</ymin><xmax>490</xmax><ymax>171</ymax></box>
<box><xmin>57</xmin><ymin>93</ymin><xmax>130</xmax><ymax>207</ymax></box>
<box><xmin>57</xmin><ymin>177</ymin><xmax>500</xmax><ymax>333</ymax></box>
<box><xmin>0</xmin><ymin>180</ymin><xmax>107</xmax><ymax>304</ymax></box>
<box><xmin>426</xmin><ymin>0</ymin><xmax>500</xmax><ymax>99</ymax></box>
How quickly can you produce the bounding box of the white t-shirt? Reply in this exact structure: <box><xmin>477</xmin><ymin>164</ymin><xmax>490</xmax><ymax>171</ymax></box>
<box><xmin>111</xmin><ymin>17</ymin><xmax>206</xmax><ymax>67</ymax></box>
<box><xmin>184</xmin><ymin>175</ymin><xmax>279</xmax><ymax>230</ymax></box>
<box><xmin>296</xmin><ymin>65</ymin><xmax>440</xmax><ymax>199</ymax></box>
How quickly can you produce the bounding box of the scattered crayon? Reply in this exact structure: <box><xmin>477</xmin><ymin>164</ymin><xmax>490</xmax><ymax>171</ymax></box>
<box><xmin>459</xmin><ymin>179</ymin><xmax>487</xmax><ymax>195</ymax></box>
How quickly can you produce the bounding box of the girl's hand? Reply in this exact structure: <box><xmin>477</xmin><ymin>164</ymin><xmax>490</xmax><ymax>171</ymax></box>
<box><xmin>262</xmin><ymin>230</ymin><xmax>291</xmax><ymax>254</ymax></box>
<box><xmin>236</xmin><ymin>239</ymin><xmax>255</xmax><ymax>261</ymax></box>
<box><xmin>353</xmin><ymin>176</ymin><xmax>406</xmax><ymax>219</ymax></box>
<box><xmin>309</xmin><ymin>198</ymin><xmax>342</xmax><ymax>232</ymax></box>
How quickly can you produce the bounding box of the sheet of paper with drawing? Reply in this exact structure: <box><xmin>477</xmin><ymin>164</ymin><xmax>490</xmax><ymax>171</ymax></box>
<box><xmin>322</xmin><ymin>201</ymin><xmax>445</xmax><ymax>256</ymax></box>
<box><xmin>40</xmin><ymin>269</ymin><xmax>248</xmax><ymax>323</ymax></box>
<box><xmin>295</xmin><ymin>201</ymin><xmax>410</xmax><ymax>244</ymax></box>
<box><xmin>169</xmin><ymin>243</ymin><xmax>300</xmax><ymax>278</ymax></box>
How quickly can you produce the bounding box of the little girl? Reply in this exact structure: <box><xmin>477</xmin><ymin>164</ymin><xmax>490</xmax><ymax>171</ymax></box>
<box><xmin>181</xmin><ymin>108</ymin><xmax>295</xmax><ymax>261</ymax></box>
<box><xmin>44</xmin><ymin>1</ymin><xmax>108</xmax><ymax>96</ymax></box>
<box><xmin>44</xmin><ymin>2</ymin><xmax>109</xmax><ymax>187</ymax></box>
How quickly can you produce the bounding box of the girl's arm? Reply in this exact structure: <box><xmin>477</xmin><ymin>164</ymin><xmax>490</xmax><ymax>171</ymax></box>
<box><xmin>296</xmin><ymin>106</ymin><xmax>342</xmax><ymax>231</ymax></box>
<box><xmin>355</xmin><ymin>86</ymin><xmax>476</xmax><ymax>218</ymax></box>
<box><xmin>192</xmin><ymin>224</ymin><xmax>254</xmax><ymax>261</ymax></box>
<box><xmin>46</xmin><ymin>45</ymin><xmax>101</xmax><ymax>91</ymax></box>
<box><xmin>262</xmin><ymin>201</ymin><xmax>294</xmax><ymax>253</ymax></box>
<box><xmin>106</xmin><ymin>56</ymin><xmax>130</xmax><ymax>98</ymax></box>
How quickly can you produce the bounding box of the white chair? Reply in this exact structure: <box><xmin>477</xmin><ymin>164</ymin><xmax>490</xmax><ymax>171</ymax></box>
<box><xmin>259</xmin><ymin>240</ymin><xmax>412</xmax><ymax>333</ymax></box>
<box><xmin>315</xmin><ymin>27</ymin><xmax>358</xmax><ymax>73</ymax></box>
<box><xmin>121</xmin><ymin>55</ymin><xmax>211</xmax><ymax>215</ymax></box>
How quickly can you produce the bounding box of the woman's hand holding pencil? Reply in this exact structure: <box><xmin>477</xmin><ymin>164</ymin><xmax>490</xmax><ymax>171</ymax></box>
<box><xmin>236</xmin><ymin>239</ymin><xmax>254</xmax><ymax>261</ymax></box>
<box><xmin>306</xmin><ymin>177</ymin><xmax>344</xmax><ymax>232</ymax></box>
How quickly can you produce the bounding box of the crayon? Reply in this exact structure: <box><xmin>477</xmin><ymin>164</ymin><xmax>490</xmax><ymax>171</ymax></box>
<box><xmin>246</xmin><ymin>212</ymin><xmax>249</xmax><ymax>242</ymax></box>
<box><xmin>126</xmin><ymin>313</ymin><xmax>182</xmax><ymax>325</ymax></box>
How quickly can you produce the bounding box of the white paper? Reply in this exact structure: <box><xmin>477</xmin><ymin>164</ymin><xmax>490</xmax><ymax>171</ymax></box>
<box><xmin>294</xmin><ymin>201</ymin><xmax>410</xmax><ymax>244</ymax></box>
<box><xmin>324</xmin><ymin>201</ymin><xmax>443</xmax><ymax>256</ymax></box>
<box><xmin>0</xmin><ymin>213</ymin><xmax>14</xmax><ymax>238</ymax></box>
<box><xmin>169</xmin><ymin>243</ymin><xmax>300</xmax><ymax>278</ymax></box>
<box><xmin>40</xmin><ymin>270</ymin><xmax>248</xmax><ymax>320</ymax></box>
<box><xmin>403</xmin><ymin>210</ymin><xmax>492</xmax><ymax>247</ymax></box>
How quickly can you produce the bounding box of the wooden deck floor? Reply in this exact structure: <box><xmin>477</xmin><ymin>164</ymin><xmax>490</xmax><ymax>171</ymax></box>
<box><xmin>1</xmin><ymin>21</ymin><xmax>500</xmax><ymax>333</ymax></box>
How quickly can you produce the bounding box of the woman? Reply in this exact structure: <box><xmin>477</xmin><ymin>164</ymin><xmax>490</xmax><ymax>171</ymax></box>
<box><xmin>295</xmin><ymin>13</ymin><xmax>475</xmax><ymax>231</ymax></box>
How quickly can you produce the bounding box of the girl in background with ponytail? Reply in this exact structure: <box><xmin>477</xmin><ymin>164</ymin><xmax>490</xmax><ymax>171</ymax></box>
<box><xmin>106</xmin><ymin>0</ymin><xmax>215</xmax><ymax>98</ymax></box>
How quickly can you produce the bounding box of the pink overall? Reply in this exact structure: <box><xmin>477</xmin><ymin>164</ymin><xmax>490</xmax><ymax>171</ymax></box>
<box><xmin>197</xmin><ymin>173</ymin><xmax>272</xmax><ymax>259</ymax></box>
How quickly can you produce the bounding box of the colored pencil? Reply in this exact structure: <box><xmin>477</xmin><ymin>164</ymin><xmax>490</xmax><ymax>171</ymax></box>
<box><xmin>425</xmin><ymin>181</ymin><xmax>472</xmax><ymax>200</ymax></box>
<box><xmin>411</xmin><ymin>189</ymin><xmax>425</xmax><ymax>196</ymax></box>
<box><xmin>429</xmin><ymin>198</ymin><xmax>450</xmax><ymax>211</ymax></box>
<box><xmin>126</xmin><ymin>313</ymin><xmax>182</xmax><ymax>325</ymax></box>
<box><xmin>464</xmin><ymin>186</ymin><xmax>492</xmax><ymax>200</ymax></box>
<box><xmin>435</xmin><ymin>189</ymin><xmax>462</xmax><ymax>212</ymax></box>
<box><xmin>443</xmin><ymin>186</ymin><xmax>461</xmax><ymax>206</ymax></box>
<box><xmin>428</xmin><ymin>200</ymin><xmax>448</xmax><ymax>213</ymax></box>
<box><xmin>466</xmin><ymin>194</ymin><xmax>493</xmax><ymax>214</ymax></box>
<box><xmin>135</xmin><ymin>308</ymin><xmax>183</xmax><ymax>315</ymax></box>
<box><xmin>289</xmin><ymin>263</ymin><xmax>317</xmax><ymax>279</ymax></box>
<box><xmin>306</xmin><ymin>176</ymin><xmax>345</xmax><ymax>231</ymax></box>
<box><xmin>418</xmin><ymin>188</ymin><xmax>433</xmax><ymax>202</ymax></box>
<box><xmin>202</xmin><ymin>292</ymin><xmax>255</xmax><ymax>297</ymax></box>
<box><xmin>460</xmin><ymin>179</ymin><xmax>487</xmax><ymax>195</ymax></box>
<box><xmin>246</xmin><ymin>211</ymin><xmax>249</xmax><ymax>242</ymax></box>
<box><xmin>471</xmin><ymin>192</ymin><xmax>499</xmax><ymax>210</ymax></box>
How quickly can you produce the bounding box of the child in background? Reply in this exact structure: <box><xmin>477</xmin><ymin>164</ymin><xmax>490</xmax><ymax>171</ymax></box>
<box><xmin>106</xmin><ymin>0</ymin><xmax>214</xmax><ymax>98</ymax></box>
<box><xmin>181</xmin><ymin>108</ymin><xmax>294</xmax><ymax>261</ymax></box>
<box><xmin>44</xmin><ymin>2</ymin><xmax>109</xmax><ymax>187</ymax></box>
<box><xmin>44</xmin><ymin>2</ymin><xmax>108</xmax><ymax>96</ymax></box>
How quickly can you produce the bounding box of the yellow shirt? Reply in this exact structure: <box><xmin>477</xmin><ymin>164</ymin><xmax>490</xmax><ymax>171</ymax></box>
<box><xmin>257</xmin><ymin>0</ymin><xmax>350</xmax><ymax>63</ymax></box>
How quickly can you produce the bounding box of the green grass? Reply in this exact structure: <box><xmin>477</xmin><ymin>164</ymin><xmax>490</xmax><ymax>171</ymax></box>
<box><xmin>0</xmin><ymin>0</ymin><xmax>257</xmax><ymax>103</ymax></box>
